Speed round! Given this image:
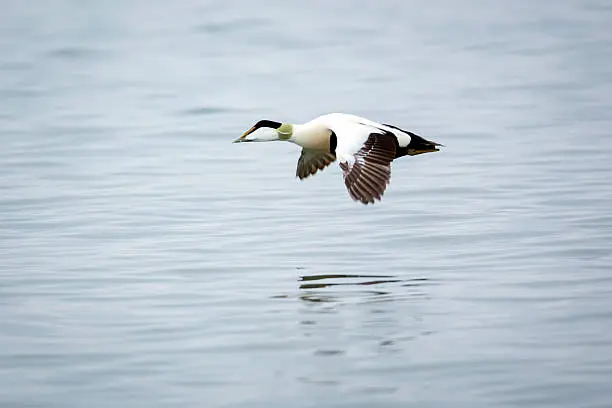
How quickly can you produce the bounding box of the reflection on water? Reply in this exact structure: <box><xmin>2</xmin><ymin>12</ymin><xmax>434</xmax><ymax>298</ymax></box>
<box><xmin>295</xmin><ymin>272</ymin><xmax>433</xmax><ymax>391</ymax></box>
<box><xmin>300</xmin><ymin>274</ymin><xmax>402</xmax><ymax>288</ymax></box>
<box><xmin>298</xmin><ymin>273</ymin><xmax>431</xmax><ymax>303</ymax></box>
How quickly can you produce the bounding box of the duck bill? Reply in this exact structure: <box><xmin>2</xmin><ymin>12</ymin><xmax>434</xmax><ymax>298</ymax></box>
<box><xmin>233</xmin><ymin>126</ymin><xmax>256</xmax><ymax>143</ymax></box>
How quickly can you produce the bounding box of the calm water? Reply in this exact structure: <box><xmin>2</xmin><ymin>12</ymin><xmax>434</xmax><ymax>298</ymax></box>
<box><xmin>1</xmin><ymin>1</ymin><xmax>612</xmax><ymax>407</ymax></box>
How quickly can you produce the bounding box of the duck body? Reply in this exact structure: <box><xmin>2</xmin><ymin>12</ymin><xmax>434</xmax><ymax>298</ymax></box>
<box><xmin>234</xmin><ymin>113</ymin><xmax>442</xmax><ymax>204</ymax></box>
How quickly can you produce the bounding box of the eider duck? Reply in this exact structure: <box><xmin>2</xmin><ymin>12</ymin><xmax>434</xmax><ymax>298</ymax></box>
<box><xmin>233</xmin><ymin>113</ymin><xmax>443</xmax><ymax>204</ymax></box>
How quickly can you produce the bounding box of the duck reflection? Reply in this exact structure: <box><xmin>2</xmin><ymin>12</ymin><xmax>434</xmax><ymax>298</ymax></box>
<box><xmin>299</xmin><ymin>274</ymin><xmax>401</xmax><ymax>289</ymax></box>
<box><xmin>298</xmin><ymin>273</ymin><xmax>429</xmax><ymax>303</ymax></box>
<box><xmin>295</xmin><ymin>272</ymin><xmax>432</xmax><ymax>363</ymax></box>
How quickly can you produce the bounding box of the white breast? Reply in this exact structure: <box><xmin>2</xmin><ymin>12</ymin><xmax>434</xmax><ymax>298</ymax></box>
<box><xmin>290</xmin><ymin>122</ymin><xmax>333</xmax><ymax>151</ymax></box>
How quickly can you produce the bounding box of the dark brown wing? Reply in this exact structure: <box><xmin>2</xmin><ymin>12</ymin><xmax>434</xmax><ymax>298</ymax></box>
<box><xmin>339</xmin><ymin>133</ymin><xmax>396</xmax><ymax>204</ymax></box>
<box><xmin>296</xmin><ymin>149</ymin><xmax>336</xmax><ymax>180</ymax></box>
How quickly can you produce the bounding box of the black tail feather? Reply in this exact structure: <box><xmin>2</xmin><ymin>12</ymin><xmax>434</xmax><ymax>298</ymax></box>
<box><xmin>383</xmin><ymin>123</ymin><xmax>443</xmax><ymax>158</ymax></box>
<box><xmin>404</xmin><ymin>132</ymin><xmax>443</xmax><ymax>156</ymax></box>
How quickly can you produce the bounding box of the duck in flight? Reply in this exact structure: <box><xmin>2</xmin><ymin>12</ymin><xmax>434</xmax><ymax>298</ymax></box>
<box><xmin>233</xmin><ymin>113</ymin><xmax>443</xmax><ymax>204</ymax></box>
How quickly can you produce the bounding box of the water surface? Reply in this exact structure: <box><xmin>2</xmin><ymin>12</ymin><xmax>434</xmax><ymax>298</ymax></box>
<box><xmin>1</xmin><ymin>1</ymin><xmax>611</xmax><ymax>407</ymax></box>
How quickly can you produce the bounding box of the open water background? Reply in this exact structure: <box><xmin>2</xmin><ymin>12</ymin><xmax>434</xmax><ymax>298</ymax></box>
<box><xmin>1</xmin><ymin>1</ymin><xmax>611</xmax><ymax>407</ymax></box>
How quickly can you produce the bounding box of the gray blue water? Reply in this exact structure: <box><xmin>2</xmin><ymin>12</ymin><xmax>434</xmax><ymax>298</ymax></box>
<box><xmin>1</xmin><ymin>1</ymin><xmax>612</xmax><ymax>407</ymax></box>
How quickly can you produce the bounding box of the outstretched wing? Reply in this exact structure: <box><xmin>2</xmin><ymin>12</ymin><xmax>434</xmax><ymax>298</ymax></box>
<box><xmin>338</xmin><ymin>133</ymin><xmax>396</xmax><ymax>204</ymax></box>
<box><xmin>296</xmin><ymin>149</ymin><xmax>336</xmax><ymax>180</ymax></box>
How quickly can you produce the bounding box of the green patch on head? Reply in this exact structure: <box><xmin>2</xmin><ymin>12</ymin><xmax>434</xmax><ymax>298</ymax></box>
<box><xmin>277</xmin><ymin>123</ymin><xmax>293</xmax><ymax>140</ymax></box>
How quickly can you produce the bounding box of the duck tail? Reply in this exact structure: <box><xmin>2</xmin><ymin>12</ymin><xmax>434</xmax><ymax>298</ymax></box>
<box><xmin>405</xmin><ymin>132</ymin><xmax>444</xmax><ymax>156</ymax></box>
<box><xmin>382</xmin><ymin>123</ymin><xmax>444</xmax><ymax>156</ymax></box>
